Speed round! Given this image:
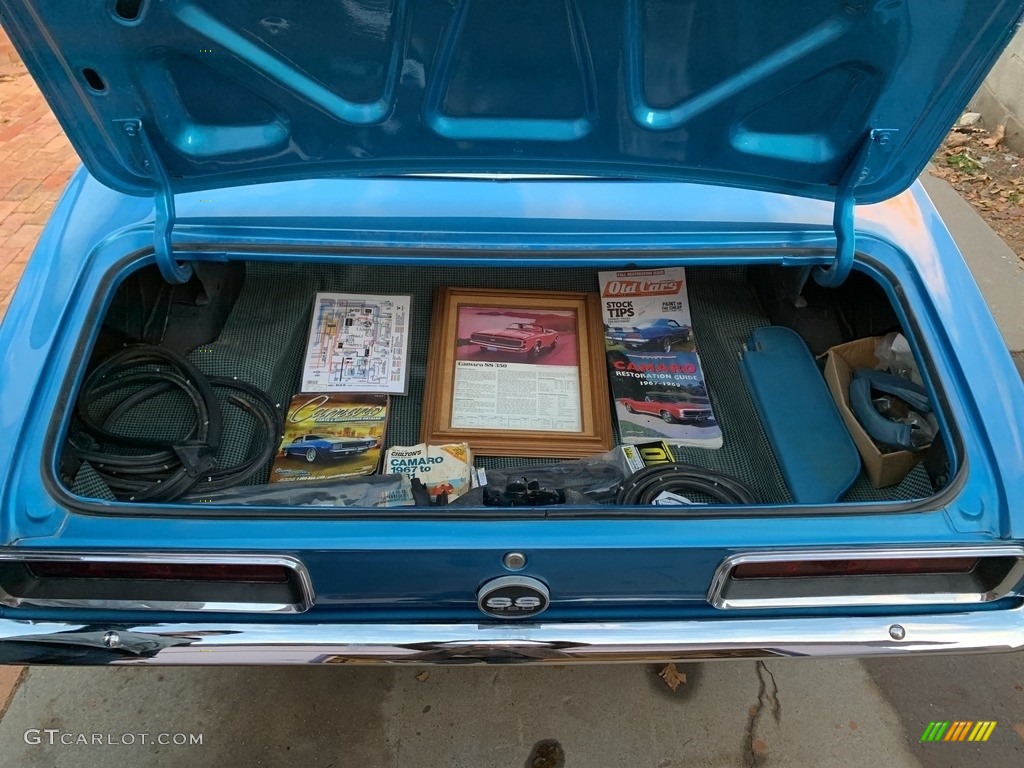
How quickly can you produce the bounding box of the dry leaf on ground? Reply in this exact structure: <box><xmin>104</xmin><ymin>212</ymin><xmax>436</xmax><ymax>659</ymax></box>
<box><xmin>930</xmin><ymin>118</ymin><xmax>1024</xmax><ymax>267</ymax></box>
<box><xmin>983</xmin><ymin>124</ymin><xmax>1007</xmax><ymax>149</ymax></box>
<box><xmin>415</xmin><ymin>670</ymin><xmax>430</xmax><ymax>681</ymax></box>
<box><xmin>658</xmin><ymin>663</ymin><xmax>687</xmax><ymax>691</ymax></box>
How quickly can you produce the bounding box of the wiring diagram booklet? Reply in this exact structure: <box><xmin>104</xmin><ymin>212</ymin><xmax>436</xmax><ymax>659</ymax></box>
<box><xmin>301</xmin><ymin>292</ymin><xmax>412</xmax><ymax>394</ymax></box>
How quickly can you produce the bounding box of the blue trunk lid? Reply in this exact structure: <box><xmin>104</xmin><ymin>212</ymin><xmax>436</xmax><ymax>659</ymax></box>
<box><xmin>0</xmin><ymin>0</ymin><xmax>1021</xmax><ymax>203</ymax></box>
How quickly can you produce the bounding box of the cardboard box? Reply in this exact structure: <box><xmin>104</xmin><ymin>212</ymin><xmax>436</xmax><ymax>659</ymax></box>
<box><xmin>823</xmin><ymin>337</ymin><xmax>925</xmax><ymax>488</ymax></box>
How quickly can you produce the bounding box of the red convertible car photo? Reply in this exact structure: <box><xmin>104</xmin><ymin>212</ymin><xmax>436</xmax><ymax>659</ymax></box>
<box><xmin>469</xmin><ymin>322</ymin><xmax>559</xmax><ymax>358</ymax></box>
<box><xmin>619</xmin><ymin>394</ymin><xmax>715</xmax><ymax>424</ymax></box>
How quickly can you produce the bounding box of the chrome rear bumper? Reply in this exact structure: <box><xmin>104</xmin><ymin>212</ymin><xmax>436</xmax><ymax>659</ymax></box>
<box><xmin>0</xmin><ymin>606</ymin><xmax>1022</xmax><ymax>664</ymax></box>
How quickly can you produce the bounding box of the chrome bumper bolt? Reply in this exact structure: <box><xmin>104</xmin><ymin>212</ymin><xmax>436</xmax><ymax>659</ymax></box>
<box><xmin>889</xmin><ymin>624</ymin><xmax>906</xmax><ymax>641</ymax></box>
<box><xmin>103</xmin><ymin>631</ymin><xmax>121</xmax><ymax>648</ymax></box>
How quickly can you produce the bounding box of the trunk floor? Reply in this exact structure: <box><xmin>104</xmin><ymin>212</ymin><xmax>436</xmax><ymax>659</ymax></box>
<box><xmin>72</xmin><ymin>263</ymin><xmax>933</xmax><ymax>505</ymax></box>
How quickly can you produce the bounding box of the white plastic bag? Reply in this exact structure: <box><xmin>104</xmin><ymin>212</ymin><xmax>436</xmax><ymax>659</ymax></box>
<box><xmin>875</xmin><ymin>332</ymin><xmax>923</xmax><ymax>385</ymax></box>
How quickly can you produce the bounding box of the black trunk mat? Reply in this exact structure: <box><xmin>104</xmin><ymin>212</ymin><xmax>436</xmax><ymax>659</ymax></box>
<box><xmin>70</xmin><ymin>263</ymin><xmax>933</xmax><ymax>505</ymax></box>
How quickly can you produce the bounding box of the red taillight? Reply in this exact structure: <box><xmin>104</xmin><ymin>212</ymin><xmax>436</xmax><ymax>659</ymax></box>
<box><xmin>731</xmin><ymin>557</ymin><xmax>980</xmax><ymax>580</ymax></box>
<box><xmin>25</xmin><ymin>561</ymin><xmax>291</xmax><ymax>583</ymax></box>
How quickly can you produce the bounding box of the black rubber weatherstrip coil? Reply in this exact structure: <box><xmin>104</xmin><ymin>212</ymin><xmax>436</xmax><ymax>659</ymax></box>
<box><xmin>615</xmin><ymin>463</ymin><xmax>759</xmax><ymax>506</ymax></box>
<box><xmin>72</xmin><ymin>344</ymin><xmax>282</xmax><ymax>502</ymax></box>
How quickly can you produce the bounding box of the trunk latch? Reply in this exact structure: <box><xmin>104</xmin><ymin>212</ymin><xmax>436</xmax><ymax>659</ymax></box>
<box><xmin>814</xmin><ymin>128</ymin><xmax>898</xmax><ymax>288</ymax></box>
<box><xmin>117</xmin><ymin>120</ymin><xmax>193</xmax><ymax>284</ymax></box>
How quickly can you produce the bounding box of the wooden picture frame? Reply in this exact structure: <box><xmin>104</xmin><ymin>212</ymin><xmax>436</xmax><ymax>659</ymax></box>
<box><xmin>420</xmin><ymin>287</ymin><xmax>614</xmax><ymax>458</ymax></box>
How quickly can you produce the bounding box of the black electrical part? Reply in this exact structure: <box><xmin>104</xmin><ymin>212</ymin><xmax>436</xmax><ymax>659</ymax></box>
<box><xmin>483</xmin><ymin>478</ymin><xmax>567</xmax><ymax>507</ymax></box>
<box><xmin>615</xmin><ymin>463</ymin><xmax>758</xmax><ymax>506</ymax></box>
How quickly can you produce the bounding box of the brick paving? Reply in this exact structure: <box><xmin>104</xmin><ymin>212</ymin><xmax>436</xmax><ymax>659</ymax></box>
<box><xmin>0</xmin><ymin>26</ymin><xmax>72</xmax><ymax>691</ymax></box>
<box><xmin>0</xmin><ymin>28</ymin><xmax>78</xmax><ymax>318</ymax></box>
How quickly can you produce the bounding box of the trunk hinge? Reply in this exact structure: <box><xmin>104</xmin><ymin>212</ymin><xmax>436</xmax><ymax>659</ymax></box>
<box><xmin>813</xmin><ymin>128</ymin><xmax>898</xmax><ymax>288</ymax></box>
<box><xmin>118</xmin><ymin>120</ymin><xmax>193</xmax><ymax>284</ymax></box>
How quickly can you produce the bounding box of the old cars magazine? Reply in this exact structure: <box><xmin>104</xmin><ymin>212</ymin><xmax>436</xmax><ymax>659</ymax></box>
<box><xmin>600</xmin><ymin>268</ymin><xmax>722</xmax><ymax>448</ymax></box>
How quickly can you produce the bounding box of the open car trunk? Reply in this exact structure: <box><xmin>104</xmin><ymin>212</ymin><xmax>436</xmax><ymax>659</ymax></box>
<box><xmin>54</xmin><ymin>257</ymin><xmax>946</xmax><ymax>513</ymax></box>
<box><xmin>7</xmin><ymin>0</ymin><xmax>1011</xmax><ymax>517</ymax></box>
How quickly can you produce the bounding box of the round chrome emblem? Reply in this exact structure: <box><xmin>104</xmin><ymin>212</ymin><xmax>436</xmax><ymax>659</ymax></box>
<box><xmin>477</xmin><ymin>575</ymin><xmax>550</xmax><ymax>619</ymax></box>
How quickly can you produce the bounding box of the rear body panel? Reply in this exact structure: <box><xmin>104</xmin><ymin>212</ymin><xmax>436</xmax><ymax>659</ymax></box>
<box><xmin>0</xmin><ymin>173</ymin><xmax>1022</xmax><ymax>662</ymax></box>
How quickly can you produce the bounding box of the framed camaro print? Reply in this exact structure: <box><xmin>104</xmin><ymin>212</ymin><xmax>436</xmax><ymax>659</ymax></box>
<box><xmin>421</xmin><ymin>287</ymin><xmax>614</xmax><ymax>458</ymax></box>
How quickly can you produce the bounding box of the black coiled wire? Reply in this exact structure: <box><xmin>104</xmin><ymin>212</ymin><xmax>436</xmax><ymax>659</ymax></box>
<box><xmin>72</xmin><ymin>345</ymin><xmax>282</xmax><ymax>502</ymax></box>
<box><xmin>615</xmin><ymin>463</ymin><xmax>758</xmax><ymax>506</ymax></box>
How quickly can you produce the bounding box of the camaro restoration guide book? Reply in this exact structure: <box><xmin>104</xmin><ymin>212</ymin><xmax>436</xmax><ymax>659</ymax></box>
<box><xmin>271</xmin><ymin>394</ymin><xmax>390</xmax><ymax>482</ymax></box>
<box><xmin>599</xmin><ymin>268</ymin><xmax>722</xmax><ymax>448</ymax></box>
<box><xmin>301</xmin><ymin>292</ymin><xmax>412</xmax><ymax>394</ymax></box>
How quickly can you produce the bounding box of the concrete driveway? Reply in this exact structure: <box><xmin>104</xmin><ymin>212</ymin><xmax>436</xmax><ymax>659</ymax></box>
<box><xmin>0</xmin><ymin>662</ymin><xmax>929</xmax><ymax>768</ymax></box>
<box><xmin>0</xmin><ymin>26</ymin><xmax>1023</xmax><ymax>768</ymax></box>
<box><xmin>0</xmin><ymin>652</ymin><xmax>1020</xmax><ymax>767</ymax></box>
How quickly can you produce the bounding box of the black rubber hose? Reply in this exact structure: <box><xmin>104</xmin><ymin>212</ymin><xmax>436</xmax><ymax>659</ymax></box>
<box><xmin>615</xmin><ymin>463</ymin><xmax>759</xmax><ymax>506</ymax></box>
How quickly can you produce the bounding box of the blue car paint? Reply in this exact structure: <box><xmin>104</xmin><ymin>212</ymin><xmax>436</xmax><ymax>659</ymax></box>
<box><xmin>606</xmin><ymin>318</ymin><xmax>692</xmax><ymax>350</ymax></box>
<box><xmin>284</xmin><ymin>436</ymin><xmax>376</xmax><ymax>461</ymax></box>
<box><xmin>0</xmin><ymin>171</ymin><xmax>1022</xmax><ymax>622</ymax></box>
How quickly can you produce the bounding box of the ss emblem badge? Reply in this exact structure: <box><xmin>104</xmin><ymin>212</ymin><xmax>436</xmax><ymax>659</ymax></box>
<box><xmin>477</xmin><ymin>575</ymin><xmax>550</xmax><ymax>619</ymax></box>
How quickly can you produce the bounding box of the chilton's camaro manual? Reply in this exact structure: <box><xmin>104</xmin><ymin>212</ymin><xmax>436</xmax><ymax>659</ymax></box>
<box><xmin>383</xmin><ymin>442</ymin><xmax>474</xmax><ymax>503</ymax></box>
<box><xmin>599</xmin><ymin>268</ymin><xmax>723</xmax><ymax>449</ymax></box>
